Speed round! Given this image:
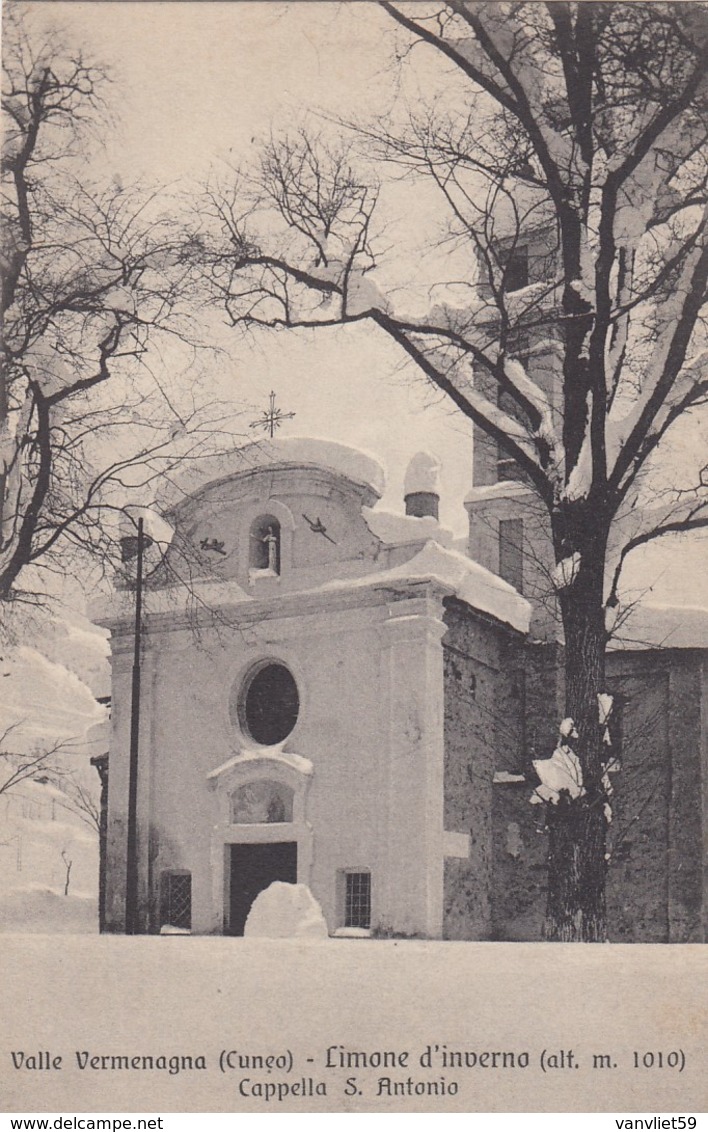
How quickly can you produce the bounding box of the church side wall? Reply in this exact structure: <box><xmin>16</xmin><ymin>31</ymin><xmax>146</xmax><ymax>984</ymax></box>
<box><xmin>665</xmin><ymin>655</ymin><xmax>703</xmax><ymax>941</ymax></box>
<box><xmin>604</xmin><ymin>658</ymin><xmax>672</xmax><ymax>942</ymax></box>
<box><xmin>605</xmin><ymin>651</ymin><xmax>704</xmax><ymax>943</ymax></box>
<box><xmin>441</xmin><ymin>600</ymin><xmax>524</xmax><ymax>940</ymax></box>
<box><xmin>490</xmin><ymin>649</ymin><xmax>706</xmax><ymax>942</ymax></box>
<box><xmin>491</xmin><ymin>781</ymin><xmax>548</xmax><ymax>940</ymax></box>
<box><xmin>491</xmin><ymin>642</ymin><xmax>558</xmax><ymax>941</ymax></box>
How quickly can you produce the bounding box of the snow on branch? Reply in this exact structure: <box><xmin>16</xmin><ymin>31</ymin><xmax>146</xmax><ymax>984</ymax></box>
<box><xmin>552</xmin><ymin>552</ymin><xmax>581</xmax><ymax>593</ymax></box>
<box><xmin>605</xmin><ymin>492</ymin><xmax>708</xmax><ymax>611</ymax></box>
<box><xmin>610</xmin><ymin>230</ymin><xmax>708</xmax><ymax>493</ymax></box>
<box><xmin>561</xmin><ymin>393</ymin><xmax>593</xmax><ymax>502</ymax></box>
<box><xmin>530</xmin><ymin>719</ymin><xmax>585</xmax><ymax>805</ymax></box>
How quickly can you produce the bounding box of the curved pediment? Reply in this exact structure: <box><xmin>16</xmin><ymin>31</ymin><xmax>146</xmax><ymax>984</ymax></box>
<box><xmin>207</xmin><ymin>747</ymin><xmax>313</xmax><ymax>829</ymax></box>
<box><xmin>160</xmin><ymin>440</ymin><xmax>385</xmax><ymax>586</ymax></box>
<box><xmin>160</xmin><ymin>437</ymin><xmax>384</xmax><ymax>514</ymax></box>
<box><xmin>207</xmin><ymin>747</ymin><xmax>313</xmax><ymax>789</ymax></box>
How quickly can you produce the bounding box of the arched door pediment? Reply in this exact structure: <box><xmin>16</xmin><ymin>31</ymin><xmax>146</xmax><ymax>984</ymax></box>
<box><xmin>207</xmin><ymin>748</ymin><xmax>312</xmax><ymax>827</ymax></box>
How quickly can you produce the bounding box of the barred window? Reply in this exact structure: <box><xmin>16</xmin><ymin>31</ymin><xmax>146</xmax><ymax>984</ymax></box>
<box><xmin>160</xmin><ymin>871</ymin><xmax>192</xmax><ymax>931</ymax></box>
<box><xmin>344</xmin><ymin>871</ymin><xmax>371</xmax><ymax>930</ymax></box>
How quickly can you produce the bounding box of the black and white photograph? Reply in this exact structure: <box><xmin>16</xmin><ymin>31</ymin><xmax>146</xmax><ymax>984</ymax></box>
<box><xmin>1</xmin><ymin>0</ymin><xmax>707</xmax><ymax>1116</ymax></box>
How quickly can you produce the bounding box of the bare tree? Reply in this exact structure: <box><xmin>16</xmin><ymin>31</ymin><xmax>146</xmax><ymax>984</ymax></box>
<box><xmin>194</xmin><ymin>3</ymin><xmax>708</xmax><ymax>940</ymax></box>
<box><xmin>60</xmin><ymin>848</ymin><xmax>72</xmax><ymax>896</ymax></box>
<box><xmin>1</xmin><ymin>11</ymin><xmax>244</xmax><ymax>604</ymax></box>
<box><xmin>0</xmin><ymin>723</ymin><xmax>74</xmax><ymax>796</ymax></box>
<box><xmin>55</xmin><ymin>769</ymin><xmax>101</xmax><ymax>836</ymax></box>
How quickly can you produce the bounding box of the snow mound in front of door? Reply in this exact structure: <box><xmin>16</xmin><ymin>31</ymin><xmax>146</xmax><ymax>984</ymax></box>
<box><xmin>244</xmin><ymin>882</ymin><xmax>329</xmax><ymax>939</ymax></box>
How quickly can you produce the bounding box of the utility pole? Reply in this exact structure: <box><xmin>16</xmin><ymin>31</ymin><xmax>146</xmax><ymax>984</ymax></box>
<box><xmin>125</xmin><ymin>516</ymin><xmax>144</xmax><ymax>934</ymax></box>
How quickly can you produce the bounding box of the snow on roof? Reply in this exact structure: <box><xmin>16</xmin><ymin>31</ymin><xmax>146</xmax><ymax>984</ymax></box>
<box><xmin>610</xmin><ymin>603</ymin><xmax>708</xmax><ymax>651</ymax></box>
<box><xmin>207</xmin><ymin>748</ymin><xmax>313</xmax><ymax>780</ymax></box>
<box><xmin>320</xmin><ymin>539</ymin><xmax>531</xmax><ymax>633</ymax></box>
<box><xmin>94</xmin><ymin>539</ymin><xmax>529</xmax><ymax>634</ymax></box>
<box><xmin>483</xmin><ymin>183</ymin><xmax>555</xmax><ymax>241</ymax></box>
<box><xmin>404</xmin><ymin>451</ymin><xmax>441</xmax><ymax>497</ymax></box>
<box><xmin>465</xmin><ymin>481</ymin><xmax>536</xmax><ymax>505</ymax></box>
<box><xmin>158</xmin><ymin>436</ymin><xmax>385</xmax><ymax>512</ymax></box>
<box><xmin>0</xmin><ymin>645</ymin><xmax>106</xmax><ymax>752</ymax></box>
<box><xmin>119</xmin><ymin>506</ymin><xmax>174</xmax><ymax>548</ymax></box>
<box><xmin>39</xmin><ymin>616</ymin><xmax>110</xmax><ymax>699</ymax></box>
<box><xmin>363</xmin><ymin>508</ymin><xmax>453</xmax><ymax>547</ymax></box>
<box><xmin>89</xmin><ymin>576</ymin><xmax>252</xmax><ymax>625</ymax></box>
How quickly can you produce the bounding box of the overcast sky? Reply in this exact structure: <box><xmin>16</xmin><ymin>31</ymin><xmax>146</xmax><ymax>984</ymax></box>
<box><xmin>17</xmin><ymin>1</ymin><xmax>708</xmax><ymax>607</ymax></box>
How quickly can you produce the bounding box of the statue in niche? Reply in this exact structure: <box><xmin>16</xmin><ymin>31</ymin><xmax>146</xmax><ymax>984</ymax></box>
<box><xmin>267</xmin><ymin>795</ymin><xmax>286</xmax><ymax>823</ymax></box>
<box><xmin>249</xmin><ymin>516</ymin><xmax>281</xmax><ymax>573</ymax></box>
<box><xmin>262</xmin><ymin>526</ymin><xmax>278</xmax><ymax>572</ymax></box>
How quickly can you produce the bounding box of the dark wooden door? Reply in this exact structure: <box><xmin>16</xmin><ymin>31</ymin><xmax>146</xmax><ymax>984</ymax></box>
<box><xmin>228</xmin><ymin>841</ymin><xmax>297</xmax><ymax>936</ymax></box>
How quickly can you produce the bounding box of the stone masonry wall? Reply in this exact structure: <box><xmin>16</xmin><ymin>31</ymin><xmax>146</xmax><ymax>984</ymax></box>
<box><xmin>491</xmin><ymin>641</ymin><xmax>559</xmax><ymax>940</ymax></box>
<box><xmin>491</xmin><ymin>648</ymin><xmax>706</xmax><ymax>942</ymax></box>
<box><xmin>667</xmin><ymin>656</ymin><xmax>705</xmax><ymax>941</ymax></box>
<box><xmin>442</xmin><ymin>599</ymin><xmax>524</xmax><ymax>939</ymax></box>
<box><xmin>605</xmin><ymin>660</ymin><xmax>671</xmax><ymax>942</ymax></box>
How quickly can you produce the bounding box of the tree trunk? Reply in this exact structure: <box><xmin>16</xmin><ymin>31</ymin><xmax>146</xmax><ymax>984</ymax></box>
<box><xmin>61</xmin><ymin>850</ymin><xmax>73</xmax><ymax>897</ymax></box>
<box><xmin>544</xmin><ymin>542</ymin><xmax>610</xmax><ymax>942</ymax></box>
<box><xmin>544</xmin><ymin>794</ymin><xmax>607</xmax><ymax>941</ymax></box>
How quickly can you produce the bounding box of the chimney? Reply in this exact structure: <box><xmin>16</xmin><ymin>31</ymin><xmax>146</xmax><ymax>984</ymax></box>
<box><xmin>404</xmin><ymin>451</ymin><xmax>441</xmax><ymax>520</ymax></box>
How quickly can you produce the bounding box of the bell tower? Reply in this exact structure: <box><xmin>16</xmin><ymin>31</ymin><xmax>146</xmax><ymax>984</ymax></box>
<box><xmin>465</xmin><ymin>229</ymin><xmax>562</xmax><ymax>640</ymax></box>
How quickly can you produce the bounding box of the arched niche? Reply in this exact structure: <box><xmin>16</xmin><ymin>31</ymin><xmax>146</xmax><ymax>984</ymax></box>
<box><xmin>249</xmin><ymin>515</ymin><xmax>281</xmax><ymax>574</ymax></box>
<box><xmin>237</xmin><ymin>498</ymin><xmax>295</xmax><ymax>583</ymax></box>
<box><xmin>207</xmin><ymin>749</ymin><xmax>311</xmax><ymax>826</ymax></box>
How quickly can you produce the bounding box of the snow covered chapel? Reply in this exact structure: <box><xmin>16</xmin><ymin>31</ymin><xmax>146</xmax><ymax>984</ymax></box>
<box><xmin>95</xmin><ymin>434</ymin><xmax>708</xmax><ymax>942</ymax></box>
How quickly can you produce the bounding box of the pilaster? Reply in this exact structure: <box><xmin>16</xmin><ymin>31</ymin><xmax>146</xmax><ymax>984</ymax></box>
<box><xmin>380</xmin><ymin>593</ymin><xmax>447</xmax><ymax>937</ymax></box>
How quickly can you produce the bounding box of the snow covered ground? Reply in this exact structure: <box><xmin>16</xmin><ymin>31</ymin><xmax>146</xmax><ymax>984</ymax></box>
<box><xmin>0</xmin><ymin>885</ymin><xmax>97</xmax><ymax>933</ymax></box>
<box><xmin>0</xmin><ymin>607</ymin><xmax>105</xmax><ymax>938</ymax></box>
<box><xmin>0</xmin><ymin>782</ymin><xmax>99</xmax><ymax>933</ymax></box>
<box><xmin>1</xmin><ymin>934</ymin><xmax>706</xmax><ymax>1113</ymax></box>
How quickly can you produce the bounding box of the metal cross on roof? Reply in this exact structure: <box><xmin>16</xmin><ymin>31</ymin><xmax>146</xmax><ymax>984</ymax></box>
<box><xmin>250</xmin><ymin>390</ymin><xmax>296</xmax><ymax>439</ymax></box>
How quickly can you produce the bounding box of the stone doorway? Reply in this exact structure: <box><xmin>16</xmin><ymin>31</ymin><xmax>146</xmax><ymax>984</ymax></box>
<box><xmin>227</xmin><ymin>841</ymin><xmax>297</xmax><ymax>936</ymax></box>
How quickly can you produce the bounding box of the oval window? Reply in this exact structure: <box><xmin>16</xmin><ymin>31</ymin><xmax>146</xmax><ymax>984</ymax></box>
<box><xmin>240</xmin><ymin>662</ymin><xmax>299</xmax><ymax>746</ymax></box>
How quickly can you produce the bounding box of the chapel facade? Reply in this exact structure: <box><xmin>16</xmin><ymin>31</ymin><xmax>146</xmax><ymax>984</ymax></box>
<box><xmin>97</xmin><ymin>438</ymin><xmax>531</xmax><ymax>938</ymax></box>
<box><xmin>95</xmin><ymin>431</ymin><xmax>708</xmax><ymax>942</ymax></box>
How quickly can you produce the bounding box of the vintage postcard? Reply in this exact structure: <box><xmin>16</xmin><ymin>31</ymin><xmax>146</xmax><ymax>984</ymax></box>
<box><xmin>1</xmin><ymin>0</ymin><xmax>707</xmax><ymax>1115</ymax></box>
